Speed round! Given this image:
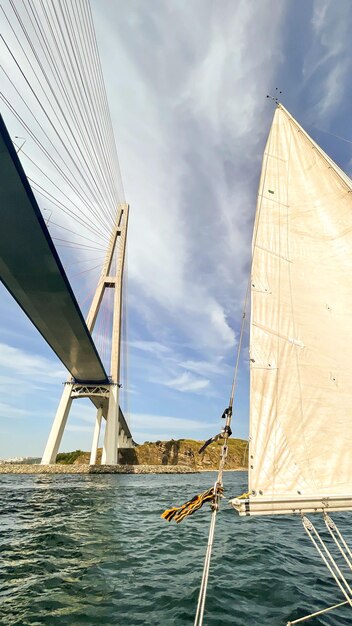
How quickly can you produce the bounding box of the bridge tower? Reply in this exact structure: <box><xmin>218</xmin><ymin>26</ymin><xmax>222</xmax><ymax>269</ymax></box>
<box><xmin>41</xmin><ymin>203</ymin><xmax>132</xmax><ymax>465</ymax></box>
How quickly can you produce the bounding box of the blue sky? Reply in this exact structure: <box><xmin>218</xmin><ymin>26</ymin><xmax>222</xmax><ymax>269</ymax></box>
<box><xmin>1</xmin><ymin>0</ymin><xmax>352</xmax><ymax>458</ymax></box>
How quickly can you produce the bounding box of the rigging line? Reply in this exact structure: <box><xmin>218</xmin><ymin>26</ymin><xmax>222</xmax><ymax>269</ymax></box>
<box><xmin>195</xmin><ymin>114</ymin><xmax>276</xmax><ymax>626</ymax></box>
<box><xmin>1</xmin><ymin>21</ymin><xmax>114</xmax><ymax>233</ymax></box>
<box><xmin>13</xmin><ymin>142</ymin><xmax>109</xmax><ymax>243</ymax></box>
<box><xmin>47</xmin><ymin>0</ymin><xmax>117</xmax><ymax>220</ymax></box>
<box><xmin>302</xmin><ymin>516</ymin><xmax>352</xmax><ymax>604</ymax></box>
<box><xmin>229</xmin><ymin>278</ymin><xmax>251</xmax><ymax>408</ymax></box>
<box><xmin>66</xmin><ymin>0</ymin><xmax>120</xmax><ymax>213</ymax></box>
<box><xmin>29</xmin><ymin>179</ymin><xmax>111</xmax><ymax>242</ymax></box>
<box><xmin>0</xmin><ymin>91</ymin><xmax>111</xmax><ymax>237</ymax></box>
<box><xmin>312</xmin><ymin>125</ymin><xmax>352</xmax><ymax>145</ymax></box>
<box><xmin>287</xmin><ymin>600</ymin><xmax>350</xmax><ymax>625</ymax></box>
<box><xmin>6</xmin><ymin>2</ymin><xmax>116</xmax><ymax>229</ymax></box>
<box><xmin>324</xmin><ymin>515</ymin><xmax>352</xmax><ymax>571</ymax></box>
<box><xmin>78</xmin><ymin>0</ymin><xmax>121</xmax><ymax>208</ymax></box>
<box><xmin>194</xmin><ymin>280</ymin><xmax>250</xmax><ymax>626</ymax></box>
<box><xmin>85</xmin><ymin>0</ymin><xmax>126</xmax><ymax>201</ymax></box>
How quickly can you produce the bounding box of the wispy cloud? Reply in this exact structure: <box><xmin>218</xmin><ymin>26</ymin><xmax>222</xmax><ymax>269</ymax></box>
<box><xmin>164</xmin><ymin>371</ymin><xmax>209</xmax><ymax>393</ymax></box>
<box><xmin>0</xmin><ymin>402</ymin><xmax>29</xmax><ymax>419</ymax></box>
<box><xmin>0</xmin><ymin>0</ymin><xmax>350</xmax><ymax>457</ymax></box>
<box><xmin>179</xmin><ymin>358</ymin><xmax>228</xmax><ymax>377</ymax></box>
<box><xmin>66</xmin><ymin>424</ymin><xmax>92</xmax><ymax>433</ymax></box>
<box><xmin>93</xmin><ymin>0</ymin><xmax>287</xmax><ymax>358</ymax></box>
<box><xmin>0</xmin><ymin>342</ymin><xmax>66</xmax><ymax>381</ymax></box>
<box><xmin>129</xmin><ymin>340</ymin><xmax>171</xmax><ymax>356</ymax></box>
<box><xmin>131</xmin><ymin>412</ymin><xmax>218</xmax><ymax>443</ymax></box>
<box><xmin>303</xmin><ymin>0</ymin><xmax>352</xmax><ymax>120</ymax></box>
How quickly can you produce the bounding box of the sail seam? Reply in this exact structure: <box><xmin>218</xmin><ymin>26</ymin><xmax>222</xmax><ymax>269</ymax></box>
<box><xmin>263</xmin><ymin>151</ymin><xmax>287</xmax><ymax>162</ymax></box>
<box><xmin>255</xmin><ymin>244</ymin><xmax>292</xmax><ymax>262</ymax></box>
<box><xmin>258</xmin><ymin>192</ymin><xmax>289</xmax><ymax>207</ymax></box>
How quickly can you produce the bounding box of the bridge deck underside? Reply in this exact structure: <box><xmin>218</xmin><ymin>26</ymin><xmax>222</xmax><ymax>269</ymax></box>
<box><xmin>0</xmin><ymin>115</ymin><xmax>108</xmax><ymax>384</ymax></box>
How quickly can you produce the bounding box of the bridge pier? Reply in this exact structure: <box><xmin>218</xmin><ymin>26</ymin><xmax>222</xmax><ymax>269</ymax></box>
<box><xmin>101</xmin><ymin>385</ymin><xmax>119</xmax><ymax>465</ymax></box>
<box><xmin>41</xmin><ymin>204</ymin><xmax>131</xmax><ymax>466</ymax></box>
<box><xmin>89</xmin><ymin>406</ymin><xmax>103</xmax><ymax>465</ymax></box>
<box><xmin>41</xmin><ymin>383</ymin><xmax>73</xmax><ymax>465</ymax></box>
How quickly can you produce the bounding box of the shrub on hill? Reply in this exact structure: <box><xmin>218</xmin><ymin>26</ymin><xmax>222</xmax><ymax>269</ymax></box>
<box><xmin>56</xmin><ymin>450</ymin><xmax>84</xmax><ymax>464</ymax></box>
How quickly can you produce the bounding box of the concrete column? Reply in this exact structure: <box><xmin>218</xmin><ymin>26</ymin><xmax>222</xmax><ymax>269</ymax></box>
<box><xmin>101</xmin><ymin>385</ymin><xmax>119</xmax><ymax>465</ymax></box>
<box><xmin>89</xmin><ymin>407</ymin><xmax>103</xmax><ymax>465</ymax></box>
<box><xmin>41</xmin><ymin>383</ymin><xmax>73</xmax><ymax>465</ymax></box>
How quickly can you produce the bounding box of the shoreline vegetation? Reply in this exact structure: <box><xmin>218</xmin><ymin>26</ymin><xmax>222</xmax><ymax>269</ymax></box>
<box><xmin>0</xmin><ymin>438</ymin><xmax>248</xmax><ymax>474</ymax></box>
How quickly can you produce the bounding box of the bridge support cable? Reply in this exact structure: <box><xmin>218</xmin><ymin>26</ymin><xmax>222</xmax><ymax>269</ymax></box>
<box><xmin>1</xmin><ymin>0</ymin><xmax>132</xmax><ymax>464</ymax></box>
<box><xmin>0</xmin><ymin>115</ymin><xmax>108</xmax><ymax>383</ymax></box>
<box><xmin>2</xmin><ymin>0</ymin><xmax>124</xmax><ymax>214</ymax></box>
<box><xmin>1</xmin><ymin>0</ymin><xmax>126</xmax><ymax>271</ymax></box>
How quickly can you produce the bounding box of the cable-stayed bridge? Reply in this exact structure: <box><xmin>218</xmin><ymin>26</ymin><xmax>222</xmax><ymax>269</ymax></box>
<box><xmin>0</xmin><ymin>0</ymin><xmax>132</xmax><ymax>464</ymax></box>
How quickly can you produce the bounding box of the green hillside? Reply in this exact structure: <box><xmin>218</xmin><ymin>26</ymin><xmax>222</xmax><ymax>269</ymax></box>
<box><xmin>57</xmin><ymin>438</ymin><xmax>248</xmax><ymax>470</ymax></box>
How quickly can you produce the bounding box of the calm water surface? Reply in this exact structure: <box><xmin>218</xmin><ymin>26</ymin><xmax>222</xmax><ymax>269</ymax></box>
<box><xmin>0</xmin><ymin>472</ymin><xmax>351</xmax><ymax>625</ymax></box>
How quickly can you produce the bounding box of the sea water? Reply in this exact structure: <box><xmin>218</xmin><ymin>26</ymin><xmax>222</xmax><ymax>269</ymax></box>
<box><xmin>0</xmin><ymin>472</ymin><xmax>351</xmax><ymax>625</ymax></box>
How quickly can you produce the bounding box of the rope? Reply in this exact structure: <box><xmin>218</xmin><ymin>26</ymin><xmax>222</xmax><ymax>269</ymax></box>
<box><xmin>302</xmin><ymin>516</ymin><xmax>352</xmax><ymax>605</ymax></box>
<box><xmin>287</xmin><ymin>514</ymin><xmax>352</xmax><ymax>623</ymax></box>
<box><xmin>324</xmin><ymin>514</ymin><xmax>352</xmax><ymax>571</ymax></box>
<box><xmin>193</xmin><ymin>278</ymin><xmax>250</xmax><ymax>626</ymax></box>
<box><xmin>312</xmin><ymin>125</ymin><xmax>352</xmax><ymax>145</ymax></box>
<box><xmin>286</xmin><ymin>600</ymin><xmax>349</xmax><ymax>625</ymax></box>
<box><xmin>162</xmin><ymin>487</ymin><xmax>222</xmax><ymax>524</ymax></box>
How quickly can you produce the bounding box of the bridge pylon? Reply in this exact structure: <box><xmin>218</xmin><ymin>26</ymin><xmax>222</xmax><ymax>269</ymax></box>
<box><xmin>41</xmin><ymin>203</ymin><xmax>132</xmax><ymax>465</ymax></box>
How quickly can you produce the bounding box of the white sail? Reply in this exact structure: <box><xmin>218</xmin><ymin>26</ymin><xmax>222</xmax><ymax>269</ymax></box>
<box><xmin>233</xmin><ymin>105</ymin><xmax>352</xmax><ymax>515</ymax></box>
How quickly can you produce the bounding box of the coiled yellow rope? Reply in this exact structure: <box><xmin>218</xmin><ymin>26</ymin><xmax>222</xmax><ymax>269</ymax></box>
<box><xmin>161</xmin><ymin>486</ymin><xmax>223</xmax><ymax>524</ymax></box>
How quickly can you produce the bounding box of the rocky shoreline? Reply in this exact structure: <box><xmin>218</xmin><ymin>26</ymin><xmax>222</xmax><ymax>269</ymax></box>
<box><xmin>0</xmin><ymin>463</ymin><xmax>198</xmax><ymax>475</ymax></box>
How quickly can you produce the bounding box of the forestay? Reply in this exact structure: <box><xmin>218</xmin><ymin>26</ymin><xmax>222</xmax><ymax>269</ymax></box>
<box><xmin>231</xmin><ymin>105</ymin><xmax>352</xmax><ymax>516</ymax></box>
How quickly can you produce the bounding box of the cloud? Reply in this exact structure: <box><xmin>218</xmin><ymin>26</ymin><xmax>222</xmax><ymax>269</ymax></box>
<box><xmin>129</xmin><ymin>340</ymin><xmax>171</xmax><ymax>355</ymax></box>
<box><xmin>0</xmin><ymin>342</ymin><xmax>66</xmax><ymax>381</ymax></box>
<box><xmin>66</xmin><ymin>424</ymin><xmax>92</xmax><ymax>433</ymax></box>
<box><xmin>179</xmin><ymin>358</ymin><xmax>228</xmax><ymax>377</ymax></box>
<box><xmin>302</xmin><ymin>0</ymin><xmax>352</xmax><ymax>119</ymax></box>
<box><xmin>131</xmin><ymin>412</ymin><xmax>218</xmax><ymax>443</ymax></box>
<box><xmin>0</xmin><ymin>402</ymin><xmax>29</xmax><ymax>419</ymax></box>
<box><xmin>92</xmin><ymin>0</ymin><xmax>287</xmax><ymax>357</ymax></box>
<box><xmin>164</xmin><ymin>371</ymin><xmax>209</xmax><ymax>393</ymax></box>
<box><xmin>1</xmin><ymin>0</ymin><xmax>350</xmax><ymax>458</ymax></box>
